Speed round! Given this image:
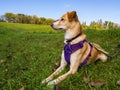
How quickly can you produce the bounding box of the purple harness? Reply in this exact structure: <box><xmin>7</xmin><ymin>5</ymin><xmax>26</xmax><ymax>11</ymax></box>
<box><xmin>64</xmin><ymin>40</ymin><xmax>93</xmax><ymax>67</ymax></box>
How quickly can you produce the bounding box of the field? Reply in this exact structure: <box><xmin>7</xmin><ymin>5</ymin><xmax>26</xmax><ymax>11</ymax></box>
<box><xmin>0</xmin><ymin>22</ymin><xmax>120</xmax><ymax>90</ymax></box>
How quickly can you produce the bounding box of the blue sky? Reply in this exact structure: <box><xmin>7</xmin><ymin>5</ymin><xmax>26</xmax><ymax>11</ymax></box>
<box><xmin>0</xmin><ymin>0</ymin><xmax>120</xmax><ymax>25</ymax></box>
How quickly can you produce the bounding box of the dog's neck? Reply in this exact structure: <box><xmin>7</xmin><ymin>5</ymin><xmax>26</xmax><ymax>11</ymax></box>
<box><xmin>64</xmin><ymin>22</ymin><xmax>86</xmax><ymax>44</ymax></box>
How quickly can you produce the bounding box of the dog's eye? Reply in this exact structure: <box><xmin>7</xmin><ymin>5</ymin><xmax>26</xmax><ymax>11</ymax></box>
<box><xmin>61</xmin><ymin>18</ymin><xmax>64</xmax><ymax>21</ymax></box>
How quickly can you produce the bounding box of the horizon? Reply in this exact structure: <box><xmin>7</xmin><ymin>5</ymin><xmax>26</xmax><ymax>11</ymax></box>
<box><xmin>0</xmin><ymin>0</ymin><xmax>120</xmax><ymax>25</ymax></box>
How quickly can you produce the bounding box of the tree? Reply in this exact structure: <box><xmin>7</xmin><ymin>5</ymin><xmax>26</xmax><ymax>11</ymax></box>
<box><xmin>108</xmin><ymin>21</ymin><xmax>114</xmax><ymax>29</ymax></box>
<box><xmin>31</xmin><ymin>15</ymin><xmax>39</xmax><ymax>24</ymax></box>
<box><xmin>82</xmin><ymin>21</ymin><xmax>88</xmax><ymax>29</ymax></box>
<box><xmin>25</xmin><ymin>15</ymin><xmax>32</xmax><ymax>24</ymax></box>
<box><xmin>89</xmin><ymin>21</ymin><xmax>97</xmax><ymax>29</ymax></box>
<box><xmin>97</xmin><ymin>19</ymin><xmax>103</xmax><ymax>28</ymax></box>
<box><xmin>0</xmin><ymin>15</ymin><xmax>5</xmax><ymax>22</ymax></box>
<box><xmin>39</xmin><ymin>17</ymin><xmax>46</xmax><ymax>24</ymax></box>
<box><xmin>45</xmin><ymin>18</ymin><xmax>55</xmax><ymax>25</ymax></box>
<box><xmin>4</xmin><ymin>13</ymin><xmax>16</xmax><ymax>22</ymax></box>
<box><xmin>103</xmin><ymin>21</ymin><xmax>109</xmax><ymax>29</ymax></box>
<box><xmin>16</xmin><ymin>14</ymin><xmax>26</xmax><ymax>23</ymax></box>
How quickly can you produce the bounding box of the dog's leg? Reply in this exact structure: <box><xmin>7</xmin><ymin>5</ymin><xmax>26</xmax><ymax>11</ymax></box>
<box><xmin>47</xmin><ymin>60</ymin><xmax>79</xmax><ymax>85</ymax></box>
<box><xmin>47</xmin><ymin>53</ymin><xmax>82</xmax><ymax>85</ymax></box>
<box><xmin>42</xmin><ymin>52</ymin><xmax>67</xmax><ymax>84</ymax></box>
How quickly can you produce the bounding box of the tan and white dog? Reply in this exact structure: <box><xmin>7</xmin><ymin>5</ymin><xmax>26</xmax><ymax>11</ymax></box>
<box><xmin>42</xmin><ymin>11</ymin><xmax>109</xmax><ymax>86</ymax></box>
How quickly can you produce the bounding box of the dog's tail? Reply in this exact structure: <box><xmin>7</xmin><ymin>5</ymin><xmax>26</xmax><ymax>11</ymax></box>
<box><xmin>92</xmin><ymin>43</ymin><xmax>120</xmax><ymax>60</ymax></box>
<box><xmin>92</xmin><ymin>43</ymin><xmax>109</xmax><ymax>55</ymax></box>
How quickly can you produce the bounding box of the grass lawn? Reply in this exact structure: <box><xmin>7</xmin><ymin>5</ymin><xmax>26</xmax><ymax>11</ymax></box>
<box><xmin>0</xmin><ymin>22</ymin><xmax>120</xmax><ymax>90</ymax></box>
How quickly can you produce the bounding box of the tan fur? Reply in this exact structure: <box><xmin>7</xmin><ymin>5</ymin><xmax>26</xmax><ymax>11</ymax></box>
<box><xmin>42</xmin><ymin>11</ymin><xmax>108</xmax><ymax>85</ymax></box>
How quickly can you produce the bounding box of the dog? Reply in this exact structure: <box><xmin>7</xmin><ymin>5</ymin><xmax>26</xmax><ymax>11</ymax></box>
<box><xmin>42</xmin><ymin>11</ymin><xmax>109</xmax><ymax>86</ymax></box>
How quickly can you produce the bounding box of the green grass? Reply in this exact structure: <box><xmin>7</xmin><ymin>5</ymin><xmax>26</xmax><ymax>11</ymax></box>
<box><xmin>0</xmin><ymin>22</ymin><xmax>120</xmax><ymax>90</ymax></box>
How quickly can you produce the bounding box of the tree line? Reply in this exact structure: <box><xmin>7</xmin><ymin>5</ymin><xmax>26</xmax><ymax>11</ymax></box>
<box><xmin>0</xmin><ymin>13</ymin><xmax>55</xmax><ymax>25</ymax></box>
<box><xmin>82</xmin><ymin>19</ymin><xmax>120</xmax><ymax>30</ymax></box>
<box><xmin>0</xmin><ymin>12</ymin><xmax>120</xmax><ymax>30</ymax></box>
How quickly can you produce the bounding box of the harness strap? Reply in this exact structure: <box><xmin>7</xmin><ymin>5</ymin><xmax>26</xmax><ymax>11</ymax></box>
<box><xmin>64</xmin><ymin>40</ymin><xmax>93</xmax><ymax>67</ymax></box>
<box><xmin>70</xmin><ymin>40</ymin><xmax>86</xmax><ymax>52</ymax></box>
<box><xmin>80</xmin><ymin>42</ymin><xmax>93</xmax><ymax>67</ymax></box>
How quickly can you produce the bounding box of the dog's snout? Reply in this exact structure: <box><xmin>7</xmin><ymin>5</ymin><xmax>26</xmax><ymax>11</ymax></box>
<box><xmin>51</xmin><ymin>24</ymin><xmax>57</xmax><ymax>30</ymax></box>
<box><xmin>51</xmin><ymin>24</ymin><xmax>53</xmax><ymax>27</ymax></box>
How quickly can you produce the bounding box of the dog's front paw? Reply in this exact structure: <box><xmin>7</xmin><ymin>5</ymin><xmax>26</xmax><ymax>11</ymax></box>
<box><xmin>47</xmin><ymin>80</ymin><xmax>57</xmax><ymax>86</ymax></box>
<box><xmin>42</xmin><ymin>77</ymin><xmax>52</xmax><ymax>84</ymax></box>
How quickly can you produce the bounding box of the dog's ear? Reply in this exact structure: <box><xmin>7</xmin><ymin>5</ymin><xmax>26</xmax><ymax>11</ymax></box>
<box><xmin>67</xmin><ymin>11</ymin><xmax>78</xmax><ymax>21</ymax></box>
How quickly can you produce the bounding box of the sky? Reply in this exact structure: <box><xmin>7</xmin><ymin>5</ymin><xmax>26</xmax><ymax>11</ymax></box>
<box><xmin>0</xmin><ymin>0</ymin><xmax>120</xmax><ymax>25</ymax></box>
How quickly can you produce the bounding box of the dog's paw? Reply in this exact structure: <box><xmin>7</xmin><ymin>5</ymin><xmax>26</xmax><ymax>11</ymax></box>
<box><xmin>42</xmin><ymin>77</ymin><xmax>52</xmax><ymax>84</ymax></box>
<box><xmin>47</xmin><ymin>80</ymin><xmax>57</xmax><ymax>86</ymax></box>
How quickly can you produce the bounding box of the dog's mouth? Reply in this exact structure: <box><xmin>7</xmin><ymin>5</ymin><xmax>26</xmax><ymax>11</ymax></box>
<box><xmin>51</xmin><ymin>24</ymin><xmax>63</xmax><ymax>30</ymax></box>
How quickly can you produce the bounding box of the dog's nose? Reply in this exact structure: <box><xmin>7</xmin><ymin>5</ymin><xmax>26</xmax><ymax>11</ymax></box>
<box><xmin>51</xmin><ymin>24</ymin><xmax>53</xmax><ymax>27</ymax></box>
